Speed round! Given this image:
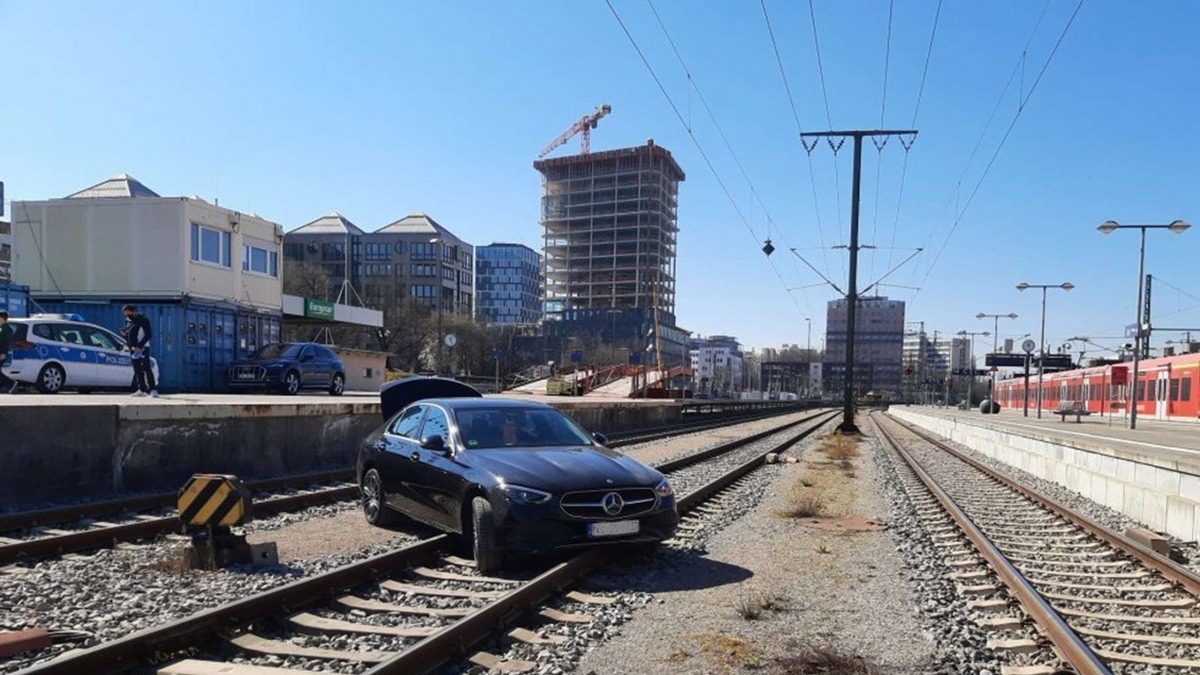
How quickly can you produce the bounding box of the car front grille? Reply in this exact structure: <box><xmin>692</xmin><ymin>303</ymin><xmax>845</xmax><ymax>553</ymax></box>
<box><xmin>559</xmin><ymin>487</ymin><xmax>658</xmax><ymax>520</ymax></box>
<box><xmin>230</xmin><ymin>365</ymin><xmax>266</xmax><ymax>382</ymax></box>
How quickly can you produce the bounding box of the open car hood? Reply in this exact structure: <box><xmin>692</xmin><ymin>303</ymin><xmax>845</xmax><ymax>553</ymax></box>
<box><xmin>380</xmin><ymin>376</ymin><xmax>482</xmax><ymax>420</ymax></box>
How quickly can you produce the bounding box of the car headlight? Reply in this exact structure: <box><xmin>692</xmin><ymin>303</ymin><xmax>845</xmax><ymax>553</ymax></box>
<box><xmin>500</xmin><ymin>484</ymin><xmax>553</xmax><ymax>505</ymax></box>
<box><xmin>654</xmin><ymin>479</ymin><xmax>674</xmax><ymax>498</ymax></box>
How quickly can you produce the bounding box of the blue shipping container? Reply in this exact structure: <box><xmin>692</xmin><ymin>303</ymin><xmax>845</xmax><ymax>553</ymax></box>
<box><xmin>1</xmin><ymin>281</ymin><xmax>31</xmax><ymax>318</ymax></box>
<box><xmin>32</xmin><ymin>298</ymin><xmax>281</xmax><ymax>392</ymax></box>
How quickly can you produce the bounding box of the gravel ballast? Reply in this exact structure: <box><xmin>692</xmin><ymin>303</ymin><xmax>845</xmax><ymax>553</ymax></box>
<box><xmin>575</xmin><ymin>422</ymin><xmax>939</xmax><ymax>675</ymax></box>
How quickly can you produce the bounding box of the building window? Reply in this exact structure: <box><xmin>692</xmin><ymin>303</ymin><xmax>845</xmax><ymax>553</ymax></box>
<box><xmin>365</xmin><ymin>264</ymin><xmax>392</xmax><ymax>276</ymax></box>
<box><xmin>412</xmin><ymin>285</ymin><xmax>437</xmax><ymax>298</ymax></box>
<box><xmin>411</xmin><ymin>243</ymin><xmax>437</xmax><ymax>260</ymax></box>
<box><xmin>322</xmin><ymin>243</ymin><xmax>345</xmax><ymax>261</ymax></box>
<box><xmin>411</xmin><ymin>264</ymin><xmax>437</xmax><ymax>277</ymax></box>
<box><xmin>191</xmin><ymin>223</ymin><xmax>231</xmax><ymax>267</ymax></box>
<box><xmin>242</xmin><ymin>239</ymin><xmax>277</xmax><ymax>277</ymax></box>
<box><xmin>365</xmin><ymin>242</ymin><xmax>391</xmax><ymax>260</ymax></box>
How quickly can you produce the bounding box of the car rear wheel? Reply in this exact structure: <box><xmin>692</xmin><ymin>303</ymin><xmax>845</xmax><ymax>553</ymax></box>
<box><xmin>471</xmin><ymin>496</ymin><xmax>503</xmax><ymax>573</ymax></box>
<box><xmin>36</xmin><ymin>364</ymin><xmax>65</xmax><ymax>394</ymax></box>
<box><xmin>361</xmin><ymin>469</ymin><xmax>398</xmax><ymax>527</ymax></box>
<box><xmin>282</xmin><ymin>371</ymin><xmax>301</xmax><ymax>395</ymax></box>
<box><xmin>329</xmin><ymin>373</ymin><xmax>345</xmax><ymax>396</ymax></box>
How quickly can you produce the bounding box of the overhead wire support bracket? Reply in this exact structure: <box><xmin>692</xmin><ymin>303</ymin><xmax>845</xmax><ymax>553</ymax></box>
<box><xmin>800</xmin><ymin>128</ymin><xmax>918</xmax><ymax>434</ymax></box>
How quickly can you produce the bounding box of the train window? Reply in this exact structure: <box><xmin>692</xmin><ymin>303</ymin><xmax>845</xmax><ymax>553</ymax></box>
<box><xmin>1170</xmin><ymin>379</ymin><xmax>1180</xmax><ymax>402</ymax></box>
<box><xmin>1184</xmin><ymin>378</ymin><xmax>1192</xmax><ymax>402</ymax></box>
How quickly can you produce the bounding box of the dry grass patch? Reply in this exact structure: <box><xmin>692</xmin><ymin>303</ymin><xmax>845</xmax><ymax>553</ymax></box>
<box><xmin>819</xmin><ymin>433</ymin><xmax>862</xmax><ymax>461</ymax></box>
<box><xmin>693</xmin><ymin>633</ymin><xmax>766</xmax><ymax>670</ymax></box>
<box><xmin>775</xmin><ymin>493</ymin><xmax>827</xmax><ymax>519</ymax></box>
<box><xmin>143</xmin><ymin>546</ymin><xmax>198</xmax><ymax>575</ymax></box>
<box><xmin>733</xmin><ymin>586</ymin><xmax>791</xmax><ymax>620</ymax></box>
<box><xmin>772</xmin><ymin>643</ymin><xmax>882</xmax><ymax>674</ymax></box>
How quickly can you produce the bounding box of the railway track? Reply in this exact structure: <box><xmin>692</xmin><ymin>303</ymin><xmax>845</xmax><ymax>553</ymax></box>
<box><xmin>10</xmin><ymin>410</ymin><xmax>838</xmax><ymax>675</ymax></box>
<box><xmin>0</xmin><ymin>408</ymin><xmax>815</xmax><ymax>567</ymax></box>
<box><xmin>873</xmin><ymin>412</ymin><xmax>1200</xmax><ymax>674</ymax></box>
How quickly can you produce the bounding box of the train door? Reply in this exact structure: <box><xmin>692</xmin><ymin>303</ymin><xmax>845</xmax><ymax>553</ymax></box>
<box><xmin>1156</xmin><ymin>370</ymin><xmax>1169</xmax><ymax>420</ymax></box>
<box><xmin>1082</xmin><ymin>379</ymin><xmax>1091</xmax><ymax>413</ymax></box>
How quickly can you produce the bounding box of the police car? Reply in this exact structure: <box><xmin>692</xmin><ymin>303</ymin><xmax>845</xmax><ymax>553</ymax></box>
<box><xmin>3</xmin><ymin>314</ymin><xmax>160</xmax><ymax>394</ymax></box>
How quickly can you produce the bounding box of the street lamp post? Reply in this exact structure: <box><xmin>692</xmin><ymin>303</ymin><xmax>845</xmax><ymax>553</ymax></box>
<box><xmin>956</xmin><ymin>330</ymin><xmax>990</xmax><ymax>407</ymax></box>
<box><xmin>1016</xmin><ymin>282</ymin><xmax>1075</xmax><ymax>419</ymax></box>
<box><xmin>976</xmin><ymin>312</ymin><xmax>1018</xmax><ymax>407</ymax></box>
<box><xmin>1097</xmin><ymin>220</ymin><xmax>1191</xmax><ymax>429</ymax></box>
<box><xmin>430</xmin><ymin>236</ymin><xmax>444</xmax><ymax>375</ymax></box>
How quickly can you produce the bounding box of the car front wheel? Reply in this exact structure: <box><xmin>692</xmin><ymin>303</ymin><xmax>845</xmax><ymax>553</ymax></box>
<box><xmin>329</xmin><ymin>373</ymin><xmax>345</xmax><ymax>396</ymax></box>
<box><xmin>361</xmin><ymin>469</ymin><xmax>398</xmax><ymax>527</ymax></box>
<box><xmin>282</xmin><ymin>371</ymin><xmax>301</xmax><ymax>395</ymax></box>
<box><xmin>36</xmin><ymin>364</ymin><xmax>65</xmax><ymax>394</ymax></box>
<box><xmin>471</xmin><ymin>496</ymin><xmax>503</xmax><ymax>573</ymax></box>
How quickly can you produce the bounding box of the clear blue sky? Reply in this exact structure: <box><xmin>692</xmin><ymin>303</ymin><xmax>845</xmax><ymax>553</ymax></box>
<box><xmin>3</xmin><ymin>1</ymin><xmax>1198</xmax><ymax>356</ymax></box>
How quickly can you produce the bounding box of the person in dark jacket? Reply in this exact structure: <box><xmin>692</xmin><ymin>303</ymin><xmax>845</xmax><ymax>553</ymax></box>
<box><xmin>123</xmin><ymin>304</ymin><xmax>158</xmax><ymax>398</ymax></box>
<box><xmin>0</xmin><ymin>311</ymin><xmax>13</xmax><ymax>393</ymax></box>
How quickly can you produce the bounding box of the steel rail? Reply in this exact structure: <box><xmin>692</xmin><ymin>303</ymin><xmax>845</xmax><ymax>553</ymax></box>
<box><xmin>17</xmin><ymin>406</ymin><xmax>839</xmax><ymax>675</ymax></box>
<box><xmin>890</xmin><ymin>414</ymin><xmax>1200</xmax><ymax>596</ymax></box>
<box><xmin>872</xmin><ymin>413</ymin><xmax>1111</xmax><ymax>675</ymax></box>
<box><xmin>608</xmin><ymin>403</ymin><xmax>813</xmax><ymax>447</ymax></box>
<box><xmin>0</xmin><ymin>484</ymin><xmax>359</xmax><ymax>565</ymax></box>
<box><xmin>0</xmin><ymin>468</ymin><xmax>356</xmax><ymax>532</ymax></box>
<box><xmin>15</xmin><ymin>536</ymin><xmax>452</xmax><ymax>675</ymax></box>
<box><xmin>654</xmin><ymin>409</ymin><xmax>837</xmax><ymax>474</ymax></box>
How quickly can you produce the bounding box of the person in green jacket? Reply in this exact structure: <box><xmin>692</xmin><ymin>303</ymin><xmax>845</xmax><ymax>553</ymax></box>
<box><xmin>0</xmin><ymin>311</ymin><xmax>13</xmax><ymax>393</ymax></box>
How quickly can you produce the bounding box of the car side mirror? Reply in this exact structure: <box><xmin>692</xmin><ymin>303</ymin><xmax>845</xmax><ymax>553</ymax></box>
<box><xmin>420</xmin><ymin>435</ymin><xmax>448</xmax><ymax>453</ymax></box>
<box><xmin>592</xmin><ymin>432</ymin><xmax>609</xmax><ymax>445</ymax></box>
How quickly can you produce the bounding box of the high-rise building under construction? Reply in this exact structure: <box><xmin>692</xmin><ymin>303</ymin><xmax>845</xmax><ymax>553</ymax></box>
<box><xmin>533</xmin><ymin>140</ymin><xmax>689</xmax><ymax>365</ymax></box>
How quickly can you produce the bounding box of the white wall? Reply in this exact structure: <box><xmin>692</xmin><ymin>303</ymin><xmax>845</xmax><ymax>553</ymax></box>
<box><xmin>13</xmin><ymin>198</ymin><xmax>185</xmax><ymax>295</ymax></box>
<box><xmin>11</xmin><ymin>197</ymin><xmax>282</xmax><ymax>311</ymax></box>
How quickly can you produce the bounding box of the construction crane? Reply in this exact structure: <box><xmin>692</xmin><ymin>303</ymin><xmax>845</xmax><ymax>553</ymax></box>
<box><xmin>538</xmin><ymin>104</ymin><xmax>612</xmax><ymax>158</ymax></box>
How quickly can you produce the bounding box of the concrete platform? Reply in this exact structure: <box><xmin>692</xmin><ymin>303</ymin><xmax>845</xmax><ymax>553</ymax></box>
<box><xmin>890</xmin><ymin>406</ymin><xmax>1200</xmax><ymax>545</ymax></box>
<box><xmin>0</xmin><ymin>391</ymin><xmax>801</xmax><ymax>509</ymax></box>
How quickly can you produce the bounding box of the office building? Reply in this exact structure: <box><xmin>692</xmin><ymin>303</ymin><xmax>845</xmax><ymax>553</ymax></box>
<box><xmin>824</xmin><ymin>296</ymin><xmax>906</xmax><ymax>396</ymax></box>
<box><xmin>476</xmin><ymin>243</ymin><xmax>542</xmax><ymax>325</ymax></box>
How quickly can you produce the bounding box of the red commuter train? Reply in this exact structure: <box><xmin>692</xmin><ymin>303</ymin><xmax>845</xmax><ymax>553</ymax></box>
<box><xmin>993</xmin><ymin>351</ymin><xmax>1200</xmax><ymax>422</ymax></box>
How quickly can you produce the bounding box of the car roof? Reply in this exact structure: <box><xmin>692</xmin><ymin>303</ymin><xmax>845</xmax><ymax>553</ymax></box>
<box><xmin>12</xmin><ymin>317</ymin><xmax>114</xmax><ymax>331</ymax></box>
<box><xmin>427</xmin><ymin>398</ymin><xmax>557</xmax><ymax>411</ymax></box>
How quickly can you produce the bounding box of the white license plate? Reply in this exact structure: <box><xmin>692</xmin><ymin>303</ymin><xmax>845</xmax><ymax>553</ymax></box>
<box><xmin>237</xmin><ymin>373</ymin><xmax>256</xmax><ymax>380</ymax></box>
<box><xmin>588</xmin><ymin>520</ymin><xmax>640</xmax><ymax>538</ymax></box>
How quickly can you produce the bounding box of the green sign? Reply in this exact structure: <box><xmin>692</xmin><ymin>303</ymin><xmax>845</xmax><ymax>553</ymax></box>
<box><xmin>304</xmin><ymin>298</ymin><xmax>335</xmax><ymax>320</ymax></box>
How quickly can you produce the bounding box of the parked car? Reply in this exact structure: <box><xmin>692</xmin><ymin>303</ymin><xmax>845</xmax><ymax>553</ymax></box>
<box><xmin>358</xmin><ymin>377</ymin><xmax>679</xmax><ymax>571</ymax></box>
<box><xmin>2</xmin><ymin>314</ymin><xmax>160</xmax><ymax>394</ymax></box>
<box><xmin>226</xmin><ymin>342</ymin><xmax>345</xmax><ymax>395</ymax></box>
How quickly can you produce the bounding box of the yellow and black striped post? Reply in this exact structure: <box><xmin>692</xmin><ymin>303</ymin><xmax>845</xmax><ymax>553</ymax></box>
<box><xmin>177</xmin><ymin>474</ymin><xmax>253</xmax><ymax>529</ymax></box>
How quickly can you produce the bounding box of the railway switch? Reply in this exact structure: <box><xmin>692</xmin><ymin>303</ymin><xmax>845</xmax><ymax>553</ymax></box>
<box><xmin>177</xmin><ymin>473</ymin><xmax>255</xmax><ymax>570</ymax></box>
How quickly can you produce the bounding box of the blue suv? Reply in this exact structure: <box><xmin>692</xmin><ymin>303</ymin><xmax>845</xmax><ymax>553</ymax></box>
<box><xmin>226</xmin><ymin>342</ymin><xmax>346</xmax><ymax>396</ymax></box>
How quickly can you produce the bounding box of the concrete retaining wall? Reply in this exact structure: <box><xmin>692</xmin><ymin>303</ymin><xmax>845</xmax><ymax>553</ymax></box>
<box><xmin>2</xmin><ymin>398</ymin><xmax>803</xmax><ymax>509</ymax></box>
<box><xmin>890</xmin><ymin>409</ymin><xmax>1200</xmax><ymax>544</ymax></box>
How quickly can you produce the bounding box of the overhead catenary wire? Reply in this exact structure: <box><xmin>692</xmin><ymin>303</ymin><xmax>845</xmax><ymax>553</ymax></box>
<box><xmin>759</xmin><ymin>0</ymin><xmax>834</xmax><ymax>281</ymax></box>
<box><xmin>869</xmin><ymin>0</ymin><xmax>895</xmax><ymax>282</ymax></box>
<box><xmin>909</xmin><ymin>0</ymin><xmax>1085</xmax><ymax>307</ymax></box>
<box><xmin>806</xmin><ymin>0</ymin><xmax>846</xmax><ymax>280</ymax></box>
<box><xmin>603</xmin><ymin>0</ymin><xmax>813</xmax><ymax>319</ymax></box>
<box><xmin>885</xmin><ymin>0</ymin><xmax>942</xmax><ymax>274</ymax></box>
<box><xmin>910</xmin><ymin>0</ymin><xmax>1077</xmax><ymax>300</ymax></box>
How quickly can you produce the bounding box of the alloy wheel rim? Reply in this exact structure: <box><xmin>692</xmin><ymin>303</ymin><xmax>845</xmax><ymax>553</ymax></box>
<box><xmin>363</xmin><ymin>474</ymin><xmax>381</xmax><ymax>519</ymax></box>
<box><xmin>287</xmin><ymin>374</ymin><xmax>299</xmax><ymax>393</ymax></box>
<box><xmin>45</xmin><ymin>369</ymin><xmax>62</xmax><ymax>391</ymax></box>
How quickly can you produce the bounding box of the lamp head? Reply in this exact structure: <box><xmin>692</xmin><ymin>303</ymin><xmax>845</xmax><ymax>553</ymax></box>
<box><xmin>1016</xmin><ymin>282</ymin><xmax>1030</xmax><ymax>291</ymax></box>
<box><xmin>1007</xmin><ymin>312</ymin><xmax>1018</xmax><ymax>319</ymax></box>
<box><xmin>975</xmin><ymin>312</ymin><xmax>985</xmax><ymax>319</ymax></box>
<box><xmin>1061</xmin><ymin>282</ymin><xmax>1075</xmax><ymax>291</ymax></box>
<box><xmin>1097</xmin><ymin>220</ymin><xmax>1119</xmax><ymax>234</ymax></box>
<box><xmin>1169</xmin><ymin>220</ymin><xmax>1192</xmax><ymax>234</ymax></box>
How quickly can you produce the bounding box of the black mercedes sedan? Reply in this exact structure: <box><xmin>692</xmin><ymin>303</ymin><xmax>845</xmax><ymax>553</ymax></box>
<box><xmin>226</xmin><ymin>342</ymin><xmax>346</xmax><ymax>396</ymax></box>
<box><xmin>357</xmin><ymin>377</ymin><xmax>678</xmax><ymax>571</ymax></box>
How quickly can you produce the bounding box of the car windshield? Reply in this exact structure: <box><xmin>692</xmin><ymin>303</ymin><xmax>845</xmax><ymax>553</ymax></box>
<box><xmin>456</xmin><ymin>407</ymin><xmax>594</xmax><ymax>450</ymax></box>
<box><xmin>250</xmin><ymin>343</ymin><xmax>302</xmax><ymax>360</ymax></box>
